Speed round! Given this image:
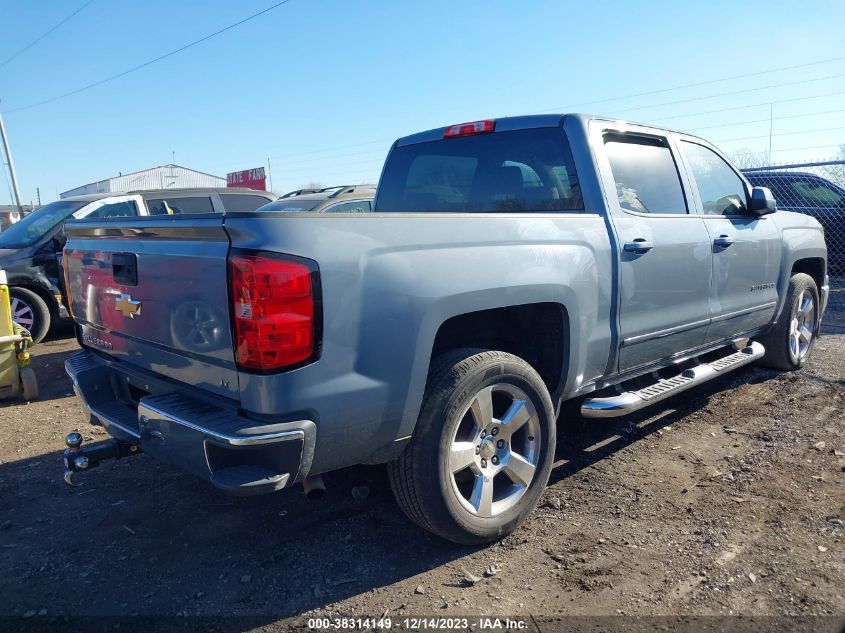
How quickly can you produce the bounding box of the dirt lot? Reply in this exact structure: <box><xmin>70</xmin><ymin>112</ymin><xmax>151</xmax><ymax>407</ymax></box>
<box><xmin>1</xmin><ymin>283</ymin><xmax>844</xmax><ymax>631</ymax></box>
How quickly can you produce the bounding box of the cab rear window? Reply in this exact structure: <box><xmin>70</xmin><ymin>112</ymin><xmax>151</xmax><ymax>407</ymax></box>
<box><xmin>376</xmin><ymin>128</ymin><xmax>583</xmax><ymax>213</ymax></box>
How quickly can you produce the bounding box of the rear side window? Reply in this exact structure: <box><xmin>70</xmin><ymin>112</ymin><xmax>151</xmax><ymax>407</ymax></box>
<box><xmin>376</xmin><ymin>128</ymin><xmax>583</xmax><ymax>212</ymax></box>
<box><xmin>323</xmin><ymin>200</ymin><xmax>372</xmax><ymax>213</ymax></box>
<box><xmin>255</xmin><ymin>199</ymin><xmax>322</xmax><ymax>212</ymax></box>
<box><xmin>86</xmin><ymin>200</ymin><xmax>139</xmax><ymax>219</ymax></box>
<box><xmin>604</xmin><ymin>135</ymin><xmax>687</xmax><ymax>214</ymax></box>
<box><xmin>146</xmin><ymin>196</ymin><xmax>215</xmax><ymax>215</ymax></box>
<box><xmin>219</xmin><ymin>193</ymin><xmax>272</xmax><ymax>213</ymax></box>
<box><xmin>682</xmin><ymin>141</ymin><xmax>748</xmax><ymax>216</ymax></box>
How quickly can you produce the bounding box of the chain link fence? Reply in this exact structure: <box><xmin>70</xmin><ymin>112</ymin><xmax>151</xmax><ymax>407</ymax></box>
<box><xmin>742</xmin><ymin>160</ymin><xmax>845</xmax><ymax>276</ymax></box>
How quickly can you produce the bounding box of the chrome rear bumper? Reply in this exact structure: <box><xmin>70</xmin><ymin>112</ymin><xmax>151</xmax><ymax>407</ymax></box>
<box><xmin>65</xmin><ymin>350</ymin><xmax>316</xmax><ymax>495</ymax></box>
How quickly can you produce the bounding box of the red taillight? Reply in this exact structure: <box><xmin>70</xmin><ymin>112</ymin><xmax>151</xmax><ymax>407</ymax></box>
<box><xmin>229</xmin><ymin>252</ymin><xmax>319</xmax><ymax>372</ymax></box>
<box><xmin>443</xmin><ymin>119</ymin><xmax>495</xmax><ymax>138</ymax></box>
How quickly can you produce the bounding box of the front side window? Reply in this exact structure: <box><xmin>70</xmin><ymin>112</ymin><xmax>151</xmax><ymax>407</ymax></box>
<box><xmin>376</xmin><ymin>128</ymin><xmax>583</xmax><ymax>212</ymax></box>
<box><xmin>146</xmin><ymin>196</ymin><xmax>214</xmax><ymax>215</ymax></box>
<box><xmin>604</xmin><ymin>135</ymin><xmax>687</xmax><ymax>215</ymax></box>
<box><xmin>682</xmin><ymin>141</ymin><xmax>748</xmax><ymax>216</ymax></box>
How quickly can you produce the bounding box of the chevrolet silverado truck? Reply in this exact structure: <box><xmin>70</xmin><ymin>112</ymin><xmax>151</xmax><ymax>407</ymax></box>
<box><xmin>60</xmin><ymin>114</ymin><xmax>829</xmax><ymax>544</ymax></box>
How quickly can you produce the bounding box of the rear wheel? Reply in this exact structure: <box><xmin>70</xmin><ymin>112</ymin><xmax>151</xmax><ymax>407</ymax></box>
<box><xmin>9</xmin><ymin>287</ymin><xmax>51</xmax><ymax>343</ymax></box>
<box><xmin>757</xmin><ymin>273</ymin><xmax>819</xmax><ymax>371</ymax></box>
<box><xmin>388</xmin><ymin>349</ymin><xmax>556</xmax><ymax>544</ymax></box>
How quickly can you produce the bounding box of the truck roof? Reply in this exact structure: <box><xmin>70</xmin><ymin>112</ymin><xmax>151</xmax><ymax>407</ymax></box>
<box><xmin>125</xmin><ymin>187</ymin><xmax>275</xmax><ymax>197</ymax></box>
<box><xmin>61</xmin><ymin>188</ymin><xmax>276</xmax><ymax>203</ymax></box>
<box><xmin>394</xmin><ymin>113</ymin><xmax>704</xmax><ymax>147</ymax></box>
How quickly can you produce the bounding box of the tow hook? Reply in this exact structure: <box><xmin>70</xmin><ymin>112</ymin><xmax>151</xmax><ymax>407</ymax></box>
<box><xmin>62</xmin><ymin>432</ymin><xmax>142</xmax><ymax>486</ymax></box>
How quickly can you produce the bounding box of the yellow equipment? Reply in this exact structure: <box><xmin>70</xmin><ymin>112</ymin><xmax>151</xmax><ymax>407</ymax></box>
<box><xmin>0</xmin><ymin>269</ymin><xmax>38</xmax><ymax>401</ymax></box>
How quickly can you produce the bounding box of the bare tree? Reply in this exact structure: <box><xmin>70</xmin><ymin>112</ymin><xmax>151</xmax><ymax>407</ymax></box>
<box><xmin>824</xmin><ymin>143</ymin><xmax>845</xmax><ymax>186</ymax></box>
<box><xmin>730</xmin><ymin>148</ymin><xmax>771</xmax><ymax>170</ymax></box>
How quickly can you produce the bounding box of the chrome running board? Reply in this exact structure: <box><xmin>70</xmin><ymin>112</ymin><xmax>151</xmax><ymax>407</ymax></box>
<box><xmin>581</xmin><ymin>342</ymin><xmax>765</xmax><ymax>418</ymax></box>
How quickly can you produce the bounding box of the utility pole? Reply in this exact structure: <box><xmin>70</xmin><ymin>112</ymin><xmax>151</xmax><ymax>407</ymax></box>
<box><xmin>36</xmin><ymin>187</ymin><xmax>41</xmax><ymax>208</ymax></box>
<box><xmin>0</xmin><ymin>110</ymin><xmax>23</xmax><ymax>213</ymax></box>
<box><xmin>267</xmin><ymin>158</ymin><xmax>274</xmax><ymax>193</ymax></box>
<box><xmin>768</xmin><ymin>103</ymin><xmax>773</xmax><ymax>162</ymax></box>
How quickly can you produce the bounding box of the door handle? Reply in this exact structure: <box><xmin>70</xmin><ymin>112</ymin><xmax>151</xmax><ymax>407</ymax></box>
<box><xmin>623</xmin><ymin>239</ymin><xmax>654</xmax><ymax>253</ymax></box>
<box><xmin>713</xmin><ymin>235</ymin><xmax>735</xmax><ymax>248</ymax></box>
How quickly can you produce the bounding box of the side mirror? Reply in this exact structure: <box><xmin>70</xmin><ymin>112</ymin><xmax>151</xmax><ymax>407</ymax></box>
<box><xmin>749</xmin><ymin>186</ymin><xmax>777</xmax><ymax>216</ymax></box>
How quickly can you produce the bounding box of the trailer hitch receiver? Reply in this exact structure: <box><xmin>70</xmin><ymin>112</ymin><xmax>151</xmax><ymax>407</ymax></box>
<box><xmin>63</xmin><ymin>432</ymin><xmax>141</xmax><ymax>486</ymax></box>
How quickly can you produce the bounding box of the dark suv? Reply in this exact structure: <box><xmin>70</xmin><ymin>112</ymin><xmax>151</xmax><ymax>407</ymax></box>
<box><xmin>743</xmin><ymin>170</ymin><xmax>844</xmax><ymax>273</ymax></box>
<box><xmin>0</xmin><ymin>188</ymin><xmax>276</xmax><ymax>342</ymax></box>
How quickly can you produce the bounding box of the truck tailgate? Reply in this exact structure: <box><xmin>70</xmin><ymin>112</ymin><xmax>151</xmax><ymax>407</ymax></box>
<box><xmin>63</xmin><ymin>218</ymin><xmax>239</xmax><ymax>400</ymax></box>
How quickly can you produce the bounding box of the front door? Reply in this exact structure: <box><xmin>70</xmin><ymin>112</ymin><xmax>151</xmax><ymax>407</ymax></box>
<box><xmin>599</xmin><ymin>130</ymin><xmax>713</xmax><ymax>372</ymax></box>
<box><xmin>679</xmin><ymin>140</ymin><xmax>781</xmax><ymax>341</ymax></box>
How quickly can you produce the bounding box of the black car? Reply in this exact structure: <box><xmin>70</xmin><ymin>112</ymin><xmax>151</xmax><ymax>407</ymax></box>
<box><xmin>743</xmin><ymin>170</ymin><xmax>845</xmax><ymax>273</ymax></box>
<box><xmin>0</xmin><ymin>188</ymin><xmax>276</xmax><ymax>342</ymax></box>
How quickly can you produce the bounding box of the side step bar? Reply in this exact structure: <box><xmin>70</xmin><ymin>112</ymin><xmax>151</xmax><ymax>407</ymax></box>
<box><xmin>581</xmin><ymin>342</ymin><xmax>765</xmax><ymax>418</ymax></box>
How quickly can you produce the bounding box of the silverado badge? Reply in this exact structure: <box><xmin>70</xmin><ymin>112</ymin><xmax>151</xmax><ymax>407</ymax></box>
<box><xmin>115</xmin><ymin>293</ymin><xmax>141</xmax><ymax>318</ymax></box>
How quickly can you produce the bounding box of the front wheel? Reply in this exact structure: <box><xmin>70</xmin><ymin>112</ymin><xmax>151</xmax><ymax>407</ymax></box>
<box><xmin>757</xmin><ymin>273</ymin><xmax>819</xmax><ymax>371</ymax></box>
<box><xmin>388</xmin><ymin>349</ymin><xmax>556</xmax><ymax>545</ymax></box>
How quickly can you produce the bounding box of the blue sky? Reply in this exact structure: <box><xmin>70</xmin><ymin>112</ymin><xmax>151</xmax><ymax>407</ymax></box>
<box><xmin>1</xmin><ymin>0</ymin><xmax>844</xmax><ymax>205</ymax></box>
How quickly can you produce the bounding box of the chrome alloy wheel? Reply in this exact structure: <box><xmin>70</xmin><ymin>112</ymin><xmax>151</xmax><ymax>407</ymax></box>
<box><xmin>448</xmin><ymin>383</ymin><xmax>541</xmax><ymax>518</ymax></box>
<box><xmin>10</xmin><ymin>296</ymin><xmax>35</xmax><ymax>330</ymax></box>
<box><xmin>789</xmin><ymin>289</ymin><xmax>816</xmax><ymax>361</ymax></box>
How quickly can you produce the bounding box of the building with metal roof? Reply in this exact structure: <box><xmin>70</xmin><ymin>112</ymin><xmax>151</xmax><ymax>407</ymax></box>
<box><xmin>59</xmin><ymin>164</ymin><xmax>225</xmax><ymax>199</ymax></box>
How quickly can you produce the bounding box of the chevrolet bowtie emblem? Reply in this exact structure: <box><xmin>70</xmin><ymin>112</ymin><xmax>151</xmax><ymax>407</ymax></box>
<box><xmin>115</xmin><ymin>293</ymin><xmax>141</xmax><ymax>318</ymax></box>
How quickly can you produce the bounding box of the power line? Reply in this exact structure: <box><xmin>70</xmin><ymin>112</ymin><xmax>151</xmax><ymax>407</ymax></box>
<box><xmin>0</xmin><ymin>0</ymin><xmax>96</xmax><ymax>71</ymax></box>
<box><xmin>649</xmin><ymin>90</ymin><xmax>845</xmax><ymax>123</ymax></box>
<box><xmin>713</xmin><ymin>125</ymin><xmax>845</xmax><ymax>144</ymax></box>
<box><xmin>531</xmin><ymin>55</ymin><xmax>845</xmax><ymax>114</ymax></box>
<box><xmin>688</xmin><ymin>107</ymin><xmax>845</xmax><ymax>132</ymax></box>
<box><xmin>601</xmin><ymin>73</ymin><xmax>845</xmax><ymax>117</ymax></box>
<box><xmin>2</xmin><ymin>0</ymin><xmax>295</xmax><ymax>114</ymax></box>
<box><xmin>769</xmin><ymin>143</ymin><xmax>843</xmax><ymax>154</ymax></box>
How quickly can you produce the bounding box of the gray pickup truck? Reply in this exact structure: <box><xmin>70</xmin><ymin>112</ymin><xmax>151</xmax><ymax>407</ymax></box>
<box><xmin>61</xmin><ymin>113</ymin><xmax>828</xmax><ymax>544</ymax></box>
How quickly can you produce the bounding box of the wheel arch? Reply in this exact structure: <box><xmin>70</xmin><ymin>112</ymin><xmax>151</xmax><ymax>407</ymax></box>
<box><xmin>791</xmin><ymin>257</ymin><xmax>825</xmax><ymax>294</ymax></box>
<box><xmin>7</xmin><ymin>278</ymin><xmax>61</xmax><ymax>316</ymax></box>
<box><xmin>429</xmin><ymin>302</ymin><xmax>571</xmax><ymax>402</ymax></box>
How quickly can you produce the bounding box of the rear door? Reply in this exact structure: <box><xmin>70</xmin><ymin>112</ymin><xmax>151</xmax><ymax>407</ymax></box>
<box><xmin>679</xmin><ymin>140</ymin><xmax>781</xmax><ymax>341</ymax></box>
<box><xmin>593</xmin><ymin>124</ymin><xmax>713</xmax><ymax>372</ymax></box>
<box><xmin>64</xmin><ymin>216</ymin><xmax>239</xmax><ymax>400</ymax></box>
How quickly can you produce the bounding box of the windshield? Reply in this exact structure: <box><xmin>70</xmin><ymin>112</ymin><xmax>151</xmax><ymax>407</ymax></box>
<box><xmin>0</xmin><ymin>200</ymin><xmax>88</xmax><ymax>249</ymax></box>
<box><xmin>254</xmin><ymin>199</ymin><xmax>323</xmax><ymax>212</ymax></box>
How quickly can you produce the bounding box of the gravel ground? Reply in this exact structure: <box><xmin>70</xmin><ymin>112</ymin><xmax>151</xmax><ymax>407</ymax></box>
<box><xmin>0</xmin><ymin>282</ymin><xmax>843</xmax><ymax>631</ymax></box>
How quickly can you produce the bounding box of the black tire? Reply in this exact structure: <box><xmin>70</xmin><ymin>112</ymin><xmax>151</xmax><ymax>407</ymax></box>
<box><xmin>9</xmin><ymin>287</ymin><xmax>51</xmax><ymax>343</ymax></box>
<box><xmin>757</xmin><ymin>273</ymin><xmax>819</xmax><ymax>371</ymax></box>
<box><xmin>387</xmin><ymin>349</ymin><xmax>556</xmax><ymax>545</ymax></box>
<box><xmin>20</xmin><ymin>366</ymin><xmax>38</xmax><ymax>401</ymax></box>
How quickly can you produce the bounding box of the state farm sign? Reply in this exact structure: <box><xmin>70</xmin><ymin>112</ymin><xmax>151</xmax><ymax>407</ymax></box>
<box><xmin>227</xmin><ymin>167</ymin><xmax>266</xmax><ymax>191</ymax></box>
